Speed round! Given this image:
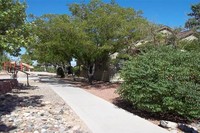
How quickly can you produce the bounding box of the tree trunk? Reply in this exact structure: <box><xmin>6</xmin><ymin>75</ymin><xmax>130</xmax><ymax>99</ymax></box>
<box><xmin>87</xmin><ymin>63</ymin><xmax>95</xmax><ymax>85</ymax></box>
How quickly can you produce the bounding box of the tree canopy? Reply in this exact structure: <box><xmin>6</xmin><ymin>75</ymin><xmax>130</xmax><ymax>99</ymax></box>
<box><xmin>0</xmin><ymin>0</ymin><xmax>35</xmax><ymax>57</ymax></box>
<box><xmin>27</xmin><ymin>0</ymin><xmax>149</xmax><ymax>83</ymax></box>
<box><xmin>69</xmin><ymin>0</ymin><xmax>149</xmax><ymax>83</ymax></box>
<box><xmin>29</xmin><ymin>14</ymin><xmax>82</xmax><ymax>66</ymax></box>
<box><xmin>185</xmin><ymin>2</ymin><xmax>200</xmax><ymax>30</ymax></box>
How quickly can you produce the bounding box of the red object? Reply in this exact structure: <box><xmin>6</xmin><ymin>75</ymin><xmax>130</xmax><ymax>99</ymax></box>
<box><xmin>20</xmin><ymin>62</ymin><xmax>23</xmax><ymax>71</ymax></box>
<box><xmin>2</xmin><ymin>62</ymin><xmax>33</xmax><ymax>72</ymax></box>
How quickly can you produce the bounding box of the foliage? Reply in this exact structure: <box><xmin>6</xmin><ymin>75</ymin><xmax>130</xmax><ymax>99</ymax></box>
<box><xmin>118</xmin><ymin>45</ymin><xmax>200</xmax><ymax>119</ymax></box>
<box><xmin>56</xmin><ymin>67</ymin><xmax>65</xmax><ymax>78</ymax></box>
<box><xmin>0</xmin><ymin>0</ymin><xmax>35</xmax><ymax>56</ymax></box>
<box><xmin>185</xmin><ymin>3</ymin><xmax>200</xmax><ymax>30</ymax></box>
<box><xmin>22</xmin><ymin>0</ymin><xmax>149</xmax><ymax>84</ymax></box>
<box><xmin>144</xmin><ymin>24</ymin><xmax>163</xmax><ymax>45</ymax></box>
<box><xmin>178</xmin><ymin>40</ymin><xmax>200</xmax><ymax>52</ymax></box>
<box><xmin>33</xmin><ymin>66</ymin><xmax>56</xmax><ymax>73</ymax></box>
<box><xmin>72</xmin><ymin>66</ymin><xmax>82</xmax><ymax>77</ymax></box>
<box><xmin>33</xmin><ymin>66</ymin><xmax>44</xmax><ymax>72</ymax></box>
<box><xmin>69</xmin><ymin>0</ymin><xmax>149</xmax><ymax>83</ymax></box>
<box><xmin>47</xmin><ymin>67</ymin><xmax>56</xmax><ymax>73</ymax></box>
<box><xmin>29</xmin><ymin>14</ymin><xmax>78</xmax><ymax>65</ymax></box>
<box><xmin>20</xmin><ymin>54</ymin><xmax>33</xmax><ymax>65</ymax></box>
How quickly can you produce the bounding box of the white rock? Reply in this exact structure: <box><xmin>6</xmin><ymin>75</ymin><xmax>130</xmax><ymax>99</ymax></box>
<box><xmin>41</xmin><ymin>118</ymin><xmax>47</xmax><ymax>121</ymax></box>
<box><xmin>170</xmin><ymin>129</ymin><xmax>177</xmax><ymax>133</ymax></box>
<box><xmin>12</xmin><ymin>123</ymin><xmax>16</xmax><ymax>127</ymax></box>
<box><xmin>41</xmin><ymin>128</ymin><xmax>47</xmax><ymax>133</ymax></box>
<box><xmin>23</xmin><ymin>112</ymin><xmax>30</xmax><ymax>117</ymax></box>
<box><xmin>59</xmin><ymin>126</ymin><xmax>66</xmax><ymax>132</ymax></box>
<box><xmin>11</xmin><ymin>112</ymin><xmax>17</xmax><ymax>116</ymax></box>
<box><xmin>160</xmin><ymin>120</ymin><xmax>178</xmax><ymax>129</ymax></box>
<box><xmin>67</xmin><ymin>130</ymin><xmax>74</xmax><ymax>133</ymax></box>
<box><xmin>8</xmin><ymin>117</ymin><xmax>14</xmax><ymax>122</ymax></box>
<box><xmin>54</xmin><ymin>125</ymin><xmax>59</xmax><ymax>128</ymax></box>
<box><xmin>34</xmin><ymin>131</ymin><xmax>39</xmax><ymax>133</ymax></box>
<box><xmin>43</xmin><ymin>101</ymin><xmax>51</xmax><ymax>105</ymax></box>
<box><xmin>72</xmin><ymin>125</ymin><xmax>81</xmax><ymax>131</ymax></box>
<box><xmin>5</xmin><ymin>114</ymin><xmax>10</xmax><ymax>118</ymax></box>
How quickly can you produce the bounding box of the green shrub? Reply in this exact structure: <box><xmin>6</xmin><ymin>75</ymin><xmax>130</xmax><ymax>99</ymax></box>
<box><xmin>33</xmin><ymin>66</ymin><xmax>44</xmax><ymax>72</ymax></box>
<box><xmin>47</xmin><ymin>67</ymin><xmax>56</xmax><ymax>73</ymax></box>
<box><xmin>56</xmin><ymin>67</ymin><xmax>65</xmax><ymax>78</ymax></box>
<box><xmin>72</xmin><ymin>66</ymin><xmax>82</xmax><ymax>77</ymax></box>
<box><xmin>178</xmin><ymin>40</ymin><xmax>200</xmax><ymax>52</ymax></box>
<box><xmin>118</xmin><ymin>45</ymin><xmax>200</xmax><ymax>119</ymax></box>
<box><xmin>33</xmin><ymin>66</ymin><xmax>56</xmax><ymax>73</ymax></box>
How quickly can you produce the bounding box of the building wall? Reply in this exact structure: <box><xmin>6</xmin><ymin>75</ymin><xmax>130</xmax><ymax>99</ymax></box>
<box><xmin>159</xmin><ymin>30</ymin><xmax>172</xmax><ymax>36</ymax></box>
<box><xmin>181</xmin><ymin>35</ymin><xmax>198</xmax><ymax>41</ymax></box>
<box><xmin>80</xmin><ymin>69</ymin><xmax>110</xmax><ymax>82</ymax></box>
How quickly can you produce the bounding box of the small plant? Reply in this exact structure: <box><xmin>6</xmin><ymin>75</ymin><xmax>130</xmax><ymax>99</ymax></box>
<box><xmin>56</xmin><ymin>67</ymin><xmax>65</xmax><ymax>78</ymax></box>
<box><xmin>118</xmin><ymin>45</ymin><xmax>200</xmax><ymax>120</ymax></box>
<box><xmin>33</xmin><ymin>66</ymin><xmax>44</xmax><ymax>72</ymax></box>
<box><xmin>47</xmin><ymin>67</ymin><xmax>56</xmax><ymax>73</ymax></box>
<box><xmin>72</xmin><ymin>66</ymin><xmax>82</xmax><ymax>77</ymax></box>
<box><xmin>179</xmin><ymin>40</ymin><xmax>200</xmax><ymax>52</ymax></box>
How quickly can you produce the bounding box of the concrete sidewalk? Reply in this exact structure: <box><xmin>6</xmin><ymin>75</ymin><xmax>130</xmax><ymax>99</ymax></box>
<box><xmin>45</xmin><ymin>81</ymin><xmax>169</xmax><ymax>133</ymax></box>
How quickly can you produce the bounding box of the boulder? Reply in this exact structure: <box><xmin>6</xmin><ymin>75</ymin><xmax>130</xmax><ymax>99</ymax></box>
<box><xmin>160</xmin><ymin>120</ymin><xmax>178</xmax><ymax>129</ymax></box>
<box><xmin>178</xmin><ymin>124</ymin><xmax>198</xmax><ymax>133</ymax></box>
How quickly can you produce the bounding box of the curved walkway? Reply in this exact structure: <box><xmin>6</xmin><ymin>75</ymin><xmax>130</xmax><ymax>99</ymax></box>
<box><xmin>36</xmin><ymin>77</ymin><xmax>169</xmax><ymax>133</ymax></box>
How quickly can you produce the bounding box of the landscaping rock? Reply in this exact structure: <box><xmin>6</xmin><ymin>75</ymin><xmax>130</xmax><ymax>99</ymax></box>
<box><xmin>178</xmin><ymin>124</ymin><xmax>198</xmax><ymax>133</ymax></box>
<box><xmin>0</xmin><ymin>82</ymin><xmax>90</xmax><ymax>133</ymax></box>
<box><xmin>169</xmin><ymin>129</ymin><xmax>177</xmax><ymax>133</ymax></box>
<box><xmin>160</xmin><ymin>120</ymin><xmax>178</xmax><ymax>129</ymax></box>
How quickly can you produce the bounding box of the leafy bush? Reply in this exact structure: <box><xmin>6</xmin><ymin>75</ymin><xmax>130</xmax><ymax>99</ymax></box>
<box><xmin>56</xmin><ymin>67</ymin><xmax>65</xmax><ymax>78</ymax></box>
<box><xmin>33</xmin><ymin>66</ymin><xmax>44</xmax><ymax>72</ymax></box>
<box><xmin>33</xmin><ymin>66</ymin><xmax>56</xmax><ymax>73</ymax></box>
<box><xmin>118</xmin><ymin>45</ymin><xmax>200</xmax><ymax>119</ymax></box>
<box><xmin>178</xmin><ymin>40</ymin><xmax>200</xmax><ymax>52</ymax></box>
<box><xmin>72</xmin><ymin>66</ymin><xmax>82</xmax><ymax>77</ymax></box>
<box><xmin>47</xmin><ymin>67</ymin><xmax>56</xmax><ymax>73</ymax></box>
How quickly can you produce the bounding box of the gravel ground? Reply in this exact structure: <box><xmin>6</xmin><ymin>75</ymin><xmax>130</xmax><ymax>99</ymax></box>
<box><xmin>0</xmin><ymin>81</ymin><xmax>90</xmax><ymax>133</ymax></box>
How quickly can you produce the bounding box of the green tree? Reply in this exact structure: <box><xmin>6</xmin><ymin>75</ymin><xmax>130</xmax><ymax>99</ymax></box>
<box><xmin>69</xmin><ymin>0</ymin><xmax>148</xmax><ymax>84</ymax></box>
<box><xmin>0</xmin><ymin>0</ymin><xmax>35</xmax><ymax>57</ymax></box>
<box><xmin>29</xmin><ymin>14</ymin><xmax>80</xmax><ymax>70</ymax></box>
<box><xmin>20</xmin><ymin>53</ymin><xmax>32</xmax><ymax>65</ymax></box>
<box><xmin>185</xmin><ymin>3</ymin><xmax>200</xmax><ymax>30</ymax></box>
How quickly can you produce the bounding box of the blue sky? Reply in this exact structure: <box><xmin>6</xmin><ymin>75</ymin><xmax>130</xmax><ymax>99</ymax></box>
<box><xmin>26</xmin><ymin>0</ymin><xmax>199</xmax><ymax>28</ymax></box>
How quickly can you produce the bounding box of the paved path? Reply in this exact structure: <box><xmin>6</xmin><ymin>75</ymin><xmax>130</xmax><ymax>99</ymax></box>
<box><xmin>39</xmin><ymin>78</ymin><xmax>169</xmax><ymax>133</ymax></box>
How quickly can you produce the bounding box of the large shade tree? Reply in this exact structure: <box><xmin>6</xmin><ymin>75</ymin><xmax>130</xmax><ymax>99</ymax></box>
<box><xmin>27</xmin><ymin>0</ymin><xmax>149</xmax><ymax>84</ymax></box>
<box><xmin>29</xmin><ymin>14</ymin><xmax>81</xmax><ymax>67</ymax></box>
<box><xmin>69</xmin><ymin>0</ymin><xmax>149</xmax><ymax>84</ymax></box>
